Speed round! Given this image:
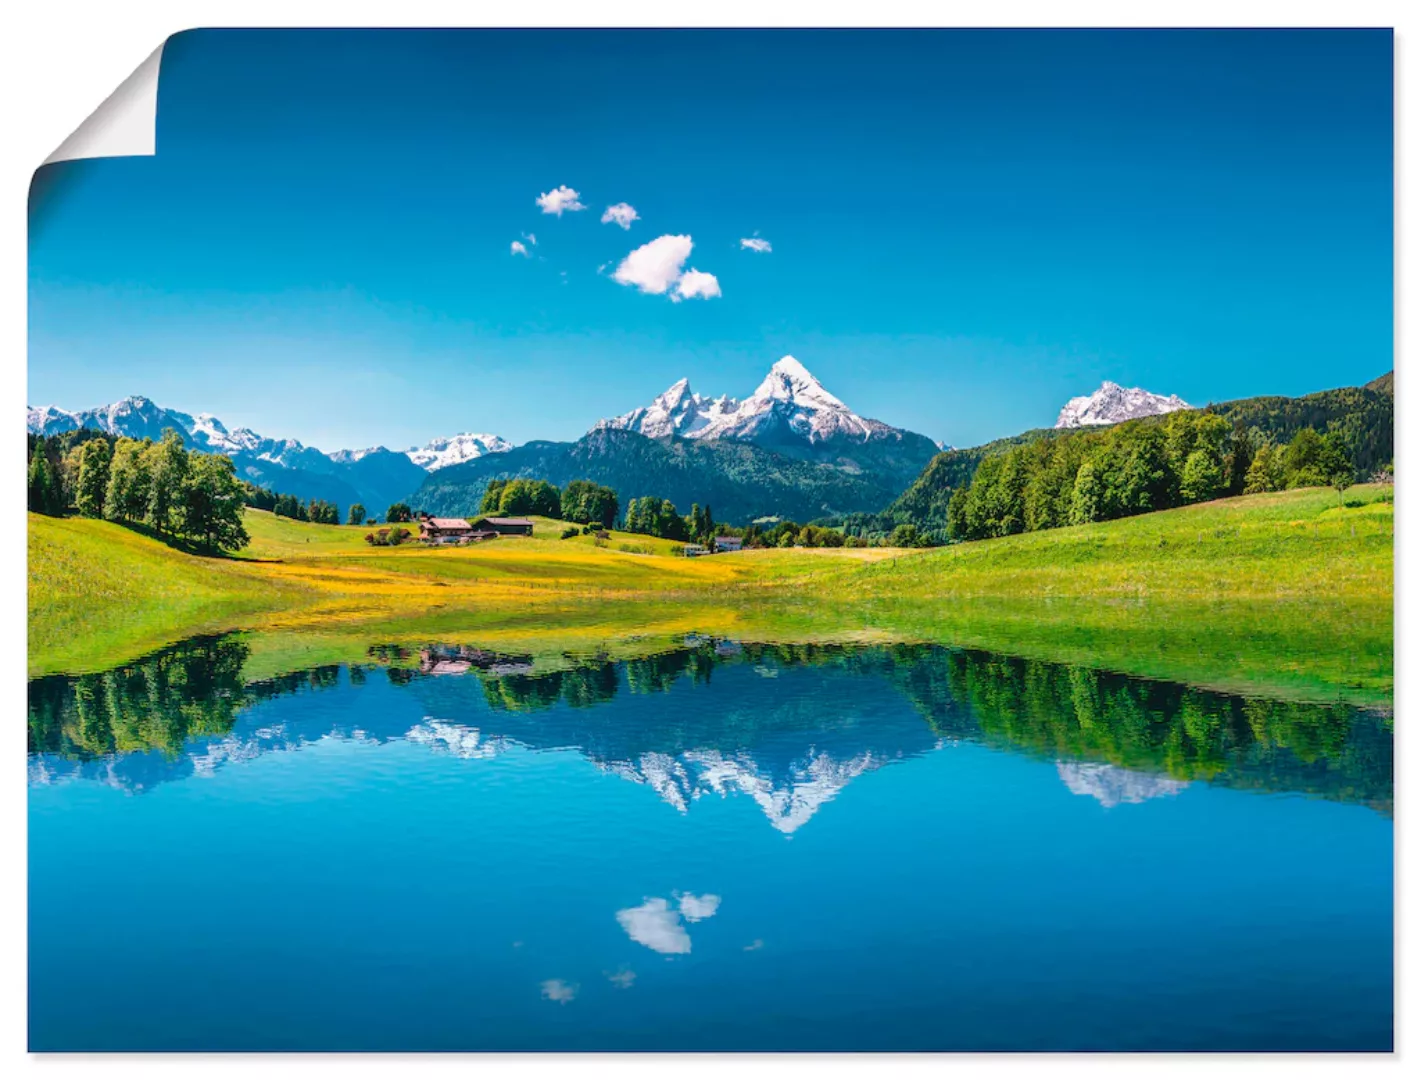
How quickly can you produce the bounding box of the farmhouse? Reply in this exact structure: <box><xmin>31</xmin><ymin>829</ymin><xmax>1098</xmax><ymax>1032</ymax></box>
<box><xmin>471</xmin><ymin>516</ymin><xmax>535</xmax><ymax>536</ymax></box>
<box><xmin>417</xmin><ymin>515</ymin><xmax>476</xmax><ymax>544</ymax></box>
<box><xmin>714</xmin><ymin>536</ymin><xmax>743</xmax><ymax>552</ymax></box>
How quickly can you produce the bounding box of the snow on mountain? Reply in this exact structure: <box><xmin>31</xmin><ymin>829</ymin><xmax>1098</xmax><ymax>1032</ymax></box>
<box><xmin>26</xmin><ymin>394</ymin><xmax>512</xmax><ymax>473</ymax></box>
<box><xmin>594</xmin><ymin>377</ymin><xmax>738</xmax><ymax>439</ymax></box>
<box><xmin>595</xmin><ymin>356</ymin><xmax>899</xmax><ymax>446</ymax></box>
<box><xmin>1054</xmin><ymin>381</ymin><xmax>1191</xmax><ymax>428</ymax></box>
<box><xmin>405</xmin><ymin>433</ymin><xmax>513</xmax><ymax>471</ymax></box>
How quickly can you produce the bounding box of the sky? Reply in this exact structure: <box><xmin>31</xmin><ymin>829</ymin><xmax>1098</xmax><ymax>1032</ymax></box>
<box><xmin>28</xmin><ymin>29</ymin><xmax>1393</xmax><ymax>452</ymax></box>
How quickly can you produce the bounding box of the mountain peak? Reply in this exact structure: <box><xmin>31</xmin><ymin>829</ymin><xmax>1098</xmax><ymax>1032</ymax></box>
<box><xmin>594</xmin><ymin>355</ymin><xmax>909</xmax><ymax>447</ymax></box>
<box><xmin>1055</xmin><ymin>381</ymin><xmax>1191</xmax><ymax>428</ymax></box>
<box><xmin>405</xmin><ymin>432</ymin><xmax>512</xmax><ymax>471</ymax></box>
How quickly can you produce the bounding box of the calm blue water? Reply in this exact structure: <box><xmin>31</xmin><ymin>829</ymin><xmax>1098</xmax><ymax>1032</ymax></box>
<box><xmin>28</xmin><ymin>637</ymin><xmax>1393</xmax><ymax>1051</ymax></box>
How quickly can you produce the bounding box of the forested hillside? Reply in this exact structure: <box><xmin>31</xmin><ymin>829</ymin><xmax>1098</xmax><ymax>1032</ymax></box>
<box><xmin>842</xmin><ymin>375</ymin><xmax>1393</xmax><ymax>541</ymax></box>
<box><xmin>411</xmin><ymin>427</ymin><xmax>908</xmax><ymax>524</ymax></box>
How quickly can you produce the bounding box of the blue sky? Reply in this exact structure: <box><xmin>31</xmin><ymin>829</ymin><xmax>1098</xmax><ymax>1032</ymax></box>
<box><xmin>28</xmin><ymin>29</ymin><xmax>1393</xmax><ymax>452</ymax></box>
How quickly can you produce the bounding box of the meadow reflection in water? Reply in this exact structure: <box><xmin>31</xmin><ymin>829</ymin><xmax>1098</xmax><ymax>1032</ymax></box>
<box><xmin>28</xmin><ymin>633</ymin><xmax>1393</xmax><ymax>816</ymax></box>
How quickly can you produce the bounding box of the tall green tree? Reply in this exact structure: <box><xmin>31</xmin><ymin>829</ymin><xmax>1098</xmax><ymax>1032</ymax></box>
<box><xmin>178</xmin><ymin>453</ymin><xmax>251</xmax><ymax>553</ymax></box>
<box><xmin>386</xmin><ymin>502</ymin><xmax>413</xmax><ymax>523</ymax></box>
<box><xmin>27</xmin><ymin>443</ymin><xmax>57</xmax><ymax>515</ymax></box>
<box><xmin>73</xmin><ymin>439</ymin><xmax>112</xmax><ymax>519</ymax></box>
<box><xmin>104</xmin><ymin>438</ymin><xmax>153</xmax><ymax>522</ymax></box>
<box><xmin>145</xmin><ymin>429</ymin><xmax>190</xmax><ymax>535</ymax></box>
<box><xmin>347</xmin><ymin>503</ymin><xmax>367</xmax><ymax>525</ymax></box>
<box><xmin>1179</xmin><ymin>449</ymin><xmax>1224</xmax><ymax>504</ymax></box>
<box><xmin>1317</xmin><ymin>432</ymin><xmax>1355</xmax><ymax>506</ymax></box>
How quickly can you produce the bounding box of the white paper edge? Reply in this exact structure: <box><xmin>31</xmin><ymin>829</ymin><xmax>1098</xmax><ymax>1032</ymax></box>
<box><xmin>42</xmin><ymin>42</ymin><xmax>165</xmax><ymax>165</ymax></box>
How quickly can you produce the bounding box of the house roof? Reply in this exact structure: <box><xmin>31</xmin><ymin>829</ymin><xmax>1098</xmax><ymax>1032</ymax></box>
<box><xmin>426</xmin><ymin>517</ymin><xmax>473</xmax><ymax>530</ymax></box>
<box><xmin>481</xmin><ymin>517</ymin><xmax>535</xmax><ymax>526</ymax></box>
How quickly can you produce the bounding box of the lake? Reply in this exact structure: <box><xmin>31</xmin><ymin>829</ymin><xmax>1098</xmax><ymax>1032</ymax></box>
<box><xmin>28</xmin><ymin>634</ymin><xmax>1393</xmax><ymax>1051</ymax></box>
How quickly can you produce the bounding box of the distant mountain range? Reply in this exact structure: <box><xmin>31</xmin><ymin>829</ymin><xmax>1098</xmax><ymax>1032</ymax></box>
<box><xmin>28</xmin><ymin>364</ymin><xmax>1390</xmax><ymax>527</ymax></box>
<box><xmin>26</xmin><ymin>358</ymin><xmax>941</xmax><ymax>522</ymax></box>
<box><xmin>26</xmin><ymin>396</ymin><xmax>511</xmax><ymax>517</ymax></box>
<box><xmin>1054</xmin><ymin>381</ymin><xmax>1191</xmax><ymax>428</ymax></box>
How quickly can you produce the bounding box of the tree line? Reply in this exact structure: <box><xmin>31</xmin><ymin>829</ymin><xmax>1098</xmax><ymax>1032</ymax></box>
<box><xmin>28</xmin><ymin>429</ymin><xmax>250</xmax><ymax>554</ymax></box>
<box><xmin>944</xmin><ymin>411</ymin><xmax>1357</xmax><ymax>543</ymax></box>
<box><xmin>477</xmin><ymin>478</ymin><xmax>620</xmax><ymax>528</ymax></box>
<box><xmin>241</xmin><ymin>484</ymin><xmax>349</xmax><ymax>525</ymax></box>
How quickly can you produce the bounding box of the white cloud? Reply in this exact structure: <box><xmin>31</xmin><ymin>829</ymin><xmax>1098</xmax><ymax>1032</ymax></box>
<box><xmin>616</xmin><ymin>897</ymin><xmax>691</xmax><ymax>954</ymax></box>
<box><xmin>522</xmin><ymin>232</ymin><xmax>537</xmax><ymax>246</ymax></box>
<box><xmin>510</xmin><ymin>240</ymin><xmax>530</xmax><ymax>257</ymax></box>
<box><xmin>540</xmin><ymin>979</ymin><xmax>578</xmax><ymax>1004</ymax></box>
<box><xmin>613</xmin><ymin>234</ymin><xmax>721</xmax><ymax>301</ymax></box>
<box><xmin>674</xmin><ymin>269</ymin><xmax>721</xmax><ymax>302</ymax></box>
<box><xmin>605</xmin><ymin>967</ymin><xmax>637</xmax><ymax>989</ymax></box>
<box><xmin>536</xmin><ymin>185</ymin><xmax>586</xmax><ymax>216</ymax></box>
<box><xmin>601</xmin><ymin>202</ymin><xmax>640</xmax><ymax>229</ymax></box>
<box><xmin>677</xmin><ymin>893</ymin><xmax>721</xmax><ymax>922</ymax></box>
<box><xmin>740</xmin><ymin>237</ymin><xmax>772</xmax><ymax>253</ymax></box>
<box><xmin>613</xmin><ymin>234</ymin><xmax>692</xmax><ymax>295</ymax></box>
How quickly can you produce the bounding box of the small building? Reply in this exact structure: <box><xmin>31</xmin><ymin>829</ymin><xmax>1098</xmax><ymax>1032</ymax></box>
<box><xmin>684</xmin><ymin>543</ymin><xmax>711</xmax><ymax>557</ymax></box>
<box><xmin>418</xmin><ymin>515</ymin><xmax>476</xmax><ymax>543</ymax></box>
<box><xmin>713</xmin><ymin>536</ymin><xmax>743</xmax><ymax>552</ymax></box>
<box><xmin>471</xmin><ymin>516</ymin><xmax>535</xmax><ymax>536</ymax></box>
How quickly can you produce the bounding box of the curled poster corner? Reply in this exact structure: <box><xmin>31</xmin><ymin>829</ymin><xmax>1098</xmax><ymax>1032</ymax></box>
<box><xmin>43</xmin><ymin>42</ymin><xmax>165</xmax><ymax>165</ymax></box>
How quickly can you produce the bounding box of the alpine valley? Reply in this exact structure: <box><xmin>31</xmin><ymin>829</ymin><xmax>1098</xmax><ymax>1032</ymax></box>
<box><xmin>25</xmin><ymin>360</ymin><xmax>1395</xmax><ymax>528</ymax></box>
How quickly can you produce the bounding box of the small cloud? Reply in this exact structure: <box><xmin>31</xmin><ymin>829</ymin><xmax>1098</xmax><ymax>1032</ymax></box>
<box><xmin>540</xmin><ymin>978</ymin><xmax>579</xmax><ymax>1004</ymax></box>
<box><xmin>677</xmin><ymin>893</ymin><xmax>721</xmax><ymax>922</ymax></box>
<box><xmin>597</xmin><ymin>262</ymin><xmax>609</xmax><ymax>275</ymax></box>
<box><xmin>522</xmin><ymin>232</ymin><xmax>537</xmax><ymax>246</ymax></box>
<box><xmin>740</xmin><ymin>237</ymin><xmax>772</xmax><ymax>253</ymax></box>
<box><xmin>605</xmin><ymin>967</ymin><xmax>637</xmax><ymax>989</ymax></box>
<box><xmin>510</xmin><ymin>240</ymin><xmax>530</xmax><ymax>257</ymax></box>
<box><xmin>743</xmin><ymin>939</ymin><xmax>764</xmax><ymax>952</ymax></box>
<box><xmin>536</xmin><ymin>185</ymin><xmax>587</xmax><ymax>216</ymax></box>
<box><xmin>674</xmin><ymin>269</ymin><xmax>721</xmax><ymax>302</ymax></box>
<box><xmin>602</xmin><ymin>202</ymin><xmax>640</xmax><ymax>230</ymax></box>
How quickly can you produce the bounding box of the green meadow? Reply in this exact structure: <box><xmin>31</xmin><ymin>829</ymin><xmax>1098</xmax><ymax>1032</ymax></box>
<box><xmin>28</xmin><ymin>485</ymin><xmax>1393</xmax><ymax>704</ymax></box>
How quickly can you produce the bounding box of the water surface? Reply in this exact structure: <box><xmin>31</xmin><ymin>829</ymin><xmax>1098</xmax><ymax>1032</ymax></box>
<box><xmin>28</xmin><ymin>636</ymin><xmax>1393</xmax><ymax>1051</ymax></box>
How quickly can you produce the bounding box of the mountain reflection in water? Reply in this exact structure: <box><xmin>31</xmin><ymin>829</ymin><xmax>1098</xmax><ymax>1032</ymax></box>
<box><xmin>27</xmin><ymin>633</ymin><xmax>1394</xmax><ymax>824</ymax></box>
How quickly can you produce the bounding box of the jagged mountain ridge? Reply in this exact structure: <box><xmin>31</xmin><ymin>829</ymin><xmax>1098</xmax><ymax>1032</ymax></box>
<box><xmin>597</xmin><ymin>357</ymin><xmax>941</xmax><ymax>475</ymax></box>
<box><xmin>27</xmin><ymin>395</ymin><xmax>514</xmax><ymax>517</ymax></box>
<box><xmin>1054</xmin><ymin>381</ymin><xmax>1191</xmax><ymax>428</ymax></box>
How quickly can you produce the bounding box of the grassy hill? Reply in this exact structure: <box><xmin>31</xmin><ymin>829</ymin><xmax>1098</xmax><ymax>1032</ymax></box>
<box><xmin>28</xmin><ymin>487</ymin><xmax>1392</xmax><ymax>702</ymax></box>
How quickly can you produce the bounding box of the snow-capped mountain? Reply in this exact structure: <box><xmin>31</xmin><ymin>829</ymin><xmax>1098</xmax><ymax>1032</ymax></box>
<box><xmin>598</xmin><ymin>356</ymin><xmax>874</xmax><ymax>444</ymax></box>
<box><xmin>28</xmin><ymin>396</ymin><xmax>330</xmax><ymax>468</ymax></box>
<box><xmin>596</xmin><ymin>378</ymin><xmax>739</xmax><ymax>439</ymax></box>
<box><xmin>405</xmin><ymin>433</ymin><xmax>513</xmax><ymax>471</ymax></box>
<box><xmin>28</xmin><ymin>395</ymin><xmax>511</xmax><ymax>474</ymax></box>
<box><xmin>597</xmin><ymin>356</ymin><xmax>936</xmax><ymax>457</ymax></box>
<box><xmin>27</xmin><ymin>394</ymin><xmax>513</xmax><ymax>518</ymax></box>
<box><xmin>1054</xmin><ymin>381</ymin><xmax>1191</xmax><ymax>428</ymax></box>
